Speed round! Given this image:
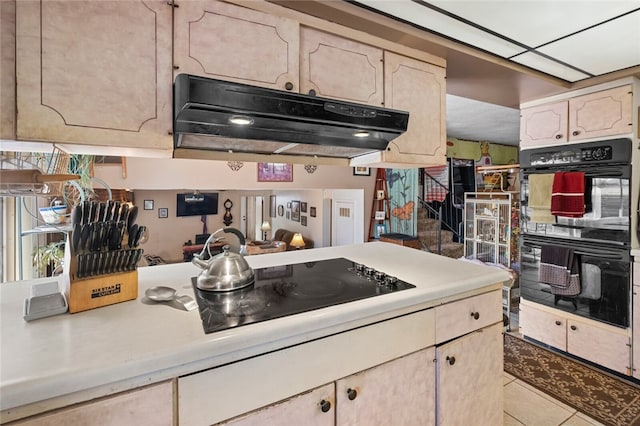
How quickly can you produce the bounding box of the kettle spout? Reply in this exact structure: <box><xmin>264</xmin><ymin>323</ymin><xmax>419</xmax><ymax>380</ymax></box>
<box><xmin>191</xmin><ymin>254</ymin><xmax>208</xmax><ymax>270</ymax></box>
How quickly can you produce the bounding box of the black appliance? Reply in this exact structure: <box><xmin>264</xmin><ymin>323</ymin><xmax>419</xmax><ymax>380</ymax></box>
<box><xmin>519</xmin><ymin>138</ymin><xmax>633</xmax><ymax>328</ymax></box>
<box><xmin>191</xmin><ymin>258</ymin><xmax>415</xmax><ymax>334</ymax></box>
<box><xmin>176</xmin><ymin>192</ymin><xmax>218</xmax><ymax>217</ymax></box>
<box><xmin>173</xmin><ymin>74</ymin><xmax>409</xmax><ymax>159</ymax></box>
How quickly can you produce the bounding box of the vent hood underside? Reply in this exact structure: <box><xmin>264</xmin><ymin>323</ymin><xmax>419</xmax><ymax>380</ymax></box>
<box><xmin>173</xmin><ymin>74</ymin><xmax>409</xmax><ymax>160</ymax></box>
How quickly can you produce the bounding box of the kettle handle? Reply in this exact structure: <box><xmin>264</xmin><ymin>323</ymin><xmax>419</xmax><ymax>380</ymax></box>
<box><xmin>222</xmin><ymin>228</ymin><xmax>246</xmax><ymax>245</ymax></box>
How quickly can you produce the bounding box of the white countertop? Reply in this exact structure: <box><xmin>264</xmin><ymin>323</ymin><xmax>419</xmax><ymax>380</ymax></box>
<box><xmin>0</xmin><ymin>242</ymin><xmax>509</xmax><ymax>419</ymax></box>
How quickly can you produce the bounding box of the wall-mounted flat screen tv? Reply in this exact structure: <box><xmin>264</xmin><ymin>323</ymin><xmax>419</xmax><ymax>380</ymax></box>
<box><xmin>176</xmin><ymin>192</ymin><xmax>218</xmax><ymax>217</ymax></box>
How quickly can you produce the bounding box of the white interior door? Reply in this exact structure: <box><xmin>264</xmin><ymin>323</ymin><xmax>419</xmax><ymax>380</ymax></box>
<box><xmin>331</xmin><ymin>199</ymin><xmax>356</xmax><ymax>246</ymax></box>
<box><xmin>240</xmin><ymin>196</ymin><xmax>247</xmax><ymax>236</ymax></box>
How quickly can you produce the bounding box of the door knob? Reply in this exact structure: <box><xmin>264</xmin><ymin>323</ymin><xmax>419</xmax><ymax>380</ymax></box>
<box><xmin>347</xmin><ymin>388</ymin><xmax>357</xmax><ymax>400</ymax></box>
<box><xmin>319</xmin><ymin>399</ymin><xmax>331</xmax><ymax>413</ymax></box>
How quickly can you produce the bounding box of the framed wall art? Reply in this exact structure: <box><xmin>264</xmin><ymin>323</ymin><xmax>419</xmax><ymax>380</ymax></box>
<box><xmin>257</xmin><ymin>162</ymin><xmax>293</xmax><ymax>182</ymax></box>
<box><xmin>158</xmin><ymin>208</ymin><xmax>168</xmax><ymax>219</ymax></box>
<box><xmin>144</xmin><ymin>200</ymin><xmax>154</xmax><ymax>210</ymax></box>
<box><xmin>300</xmin><ymin>202</ymin><xmax>307</xmax><ymax>213</ymax></box>
<box><xmin>278</xmin><ymin>205</ymin><xmax>284</xmax><ymax>216</ymax></box>
<box><xmin>291</xmin><ymin>200</ymin><xmax>300</xmax><ymax>222</ymax></box>
<box><xmin>269</xmin><ymin>195</ymin><xmax>276</xmax><ymax>218</ymax></box>
<box><xmin>353</xmin><ymin>166</ymin><xmax>370</xmax><ymax>176</ymax></box>
<box><xmin>309</xmin><ymin>206</ymin><xmax>316</xmax><ymax>217</ymax></box>
<box><xmin>301</xmin><ymin>216</ymin><xmax>307</xmax><ymax>226</ymax></box>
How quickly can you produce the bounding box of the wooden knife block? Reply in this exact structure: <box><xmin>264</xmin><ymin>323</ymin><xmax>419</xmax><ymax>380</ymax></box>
<box><xmin>62</xmin><ymin>235</ymin><xmax>138</xmax><ymax>313</ymax></box>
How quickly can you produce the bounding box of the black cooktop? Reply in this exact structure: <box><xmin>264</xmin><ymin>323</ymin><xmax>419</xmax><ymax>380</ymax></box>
<box><xmin>191</xmin><ymin>257</ymin><xmax>415</xmax><ymax>334</ymax></box>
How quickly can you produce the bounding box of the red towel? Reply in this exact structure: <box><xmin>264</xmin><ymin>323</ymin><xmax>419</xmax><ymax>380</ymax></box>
<box><xmin>551</xmin><ymin>172</ymin><xmax>585</xmax><ymax>217</ymax></box>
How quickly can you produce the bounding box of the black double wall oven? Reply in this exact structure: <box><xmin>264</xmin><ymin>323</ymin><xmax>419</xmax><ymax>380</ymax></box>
<box><xmin>519</xmin><ymin>138</ymin><xmax>632</xmax><ymax>328</ymax></box>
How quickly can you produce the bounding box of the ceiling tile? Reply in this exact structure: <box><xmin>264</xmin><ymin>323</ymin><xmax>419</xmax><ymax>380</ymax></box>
<box><xmin>510</xmin><ymin>52</ymin><xmax>591</xmax><ymax>82</ymax></box>
<box><xmin>428</xmin><ymin>0</ymin><xmax>640</xmax><ymax>48</ymax></box>
<box><xmin>352</xmin><ymin>0</ymin><xmax>526</xmax><ymax>57</ymax></box>
<box><xmin>536</xmin><ymin>11</ymin><xmax>640</xmax><ymax>75</ymax></box>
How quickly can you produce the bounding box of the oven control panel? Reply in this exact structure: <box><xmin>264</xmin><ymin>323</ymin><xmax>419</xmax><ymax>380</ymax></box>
<box><xmin>530</xmin><ymin>145</ymin><xmax>613</xmax><ymax>165</ymax></box>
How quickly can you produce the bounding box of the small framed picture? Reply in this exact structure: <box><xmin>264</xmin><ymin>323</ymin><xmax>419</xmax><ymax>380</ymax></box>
<box><xmin>309</xmin><ymin>206</ymin><xmax>316</xmax><ymax>218</ymax></box>
<box><xmin>269</xmin><ymin>195</ymin><xmax>276</xmax><ymax>218</ymax></box>
<box><xmin>286</xmin><ymin>211</ymin><xmax>290</xmax><ymax>220</ymax></box>
<box><xmin>301</xmin><ymin>202</ymin><xmax>307</xmax><ymax>213</ymax></box>
<box><xmin>353</xmin><ymin>166</ymin><xmax>370</xmax><ymax>176</ymax></box>
<box><xmin>158</xmin><ymin>208</ymin><xmax>168</xmax><ymax>218</ymax></box>
<box><xmin>301</xmin><ymin>216</ymin><xmax>307</xmax><ymax>226</ymax></box>
<box><xmin>376</xmin><ymin>190</ymin><xmax>386</xmax><ymax>200</ymax></box>
<box><xmin>374</xmin><ymin>210</ymin><xmax>385</xmax><ymax>220</ymax></box>
<box><xmin>291</xmin><ymin>200</ymin><xmax>300</xmax><ymax>222</ymax></box>
<box><xmin>374</xmin><ymin>223</ymin><xmax>387</xmax><ymax>239</ymax></box>
<box><xmin>287</xmin><ymin>202</ymin><xmax>292</xmax><ymax>208</ymax></box>
<box><xmin>278</xmin><ymin>205</ymin><xmax>284</xmax><ymax>216</ymax></box>
<box><xmin>144</xmin><ymin>200</ymin><xmax>154</xmax><ymax>210</ymax></box>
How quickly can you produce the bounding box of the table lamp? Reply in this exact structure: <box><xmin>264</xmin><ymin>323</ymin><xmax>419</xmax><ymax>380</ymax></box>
<box><xmin>261</xmin><ymin>221</ymin><xmax>271</xmax><ymax>241</ymax></box>
<box><xmin>290</xmin><ymin>233</ymin><xmax>305</xmax><ymax>250</ymax></box>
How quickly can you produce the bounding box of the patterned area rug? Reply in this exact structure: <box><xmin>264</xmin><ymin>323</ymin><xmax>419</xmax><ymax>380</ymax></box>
<box><xmin>504</xmin><ymin>333</ymin><xmax>640</xmax><ymax>426</ymax></box>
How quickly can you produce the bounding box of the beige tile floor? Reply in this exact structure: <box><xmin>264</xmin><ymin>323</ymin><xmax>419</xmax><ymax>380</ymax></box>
<box><xmin>503</xmin><ymin>371</ymin><xmax>604</xmax><ymax>426</ymax></box>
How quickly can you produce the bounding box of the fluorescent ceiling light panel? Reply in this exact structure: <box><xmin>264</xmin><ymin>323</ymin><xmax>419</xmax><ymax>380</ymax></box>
<box><xmin>536</xmin><ymin>11</ymin><xmax>640</xmax><ymax>75</ymax></box>
<box><xmin>353</xmin><ymin>0</ymin><xmax>526</xmax><ymax>57</ymax></box>
<box><xmin>429</xmin><ymin>0</ymin><xmax>640</xmax><ymax>48</ymax></box>
<box><xmin>511</xmin><ymin>52</ymin><xmax>591</xmax><ymax>82</ymax></box>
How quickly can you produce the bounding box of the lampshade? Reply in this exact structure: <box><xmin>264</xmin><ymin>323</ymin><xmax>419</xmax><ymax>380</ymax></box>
<box><xmin>290</xmin><ymin>233</ymin><xmax>305</xmax><ymax>249</ymax></box>
<box><xmin>261</xmin><ymin>221</ymin><xmax>271</xmax><ymax>232</ymax></box>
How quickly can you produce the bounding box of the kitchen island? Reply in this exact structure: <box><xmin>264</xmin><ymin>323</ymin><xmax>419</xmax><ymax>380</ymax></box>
<box><xmin>1</xmin><ymin>242</ymin><xmax>510</xmax><ymax>425</ymax></box>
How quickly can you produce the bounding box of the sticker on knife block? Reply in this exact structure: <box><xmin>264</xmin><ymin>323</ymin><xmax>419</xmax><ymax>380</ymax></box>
<box><xmin>62</xmin><ymin>235</ymin><xmax>138</xmax><ymax>313</ymax></box>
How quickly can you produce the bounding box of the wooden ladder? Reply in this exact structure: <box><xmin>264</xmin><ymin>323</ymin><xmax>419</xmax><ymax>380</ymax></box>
<box><xmin>368</xmin><ymin>168</ymin><xmax>391</xmax><ymax>241</ymax></box>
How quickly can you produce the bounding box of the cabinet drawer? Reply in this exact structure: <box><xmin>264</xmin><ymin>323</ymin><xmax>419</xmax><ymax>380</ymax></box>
<box><xmin>435</xmin><ymin>290</ymin><xmax>501</xmax><ymax>343</ymax></box>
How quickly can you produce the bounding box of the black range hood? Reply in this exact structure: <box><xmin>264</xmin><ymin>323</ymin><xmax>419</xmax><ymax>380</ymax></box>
<box><xmin>173</xmin><ymin>74</ymin><xmax>409</xmax><ymax>158</ymax></box>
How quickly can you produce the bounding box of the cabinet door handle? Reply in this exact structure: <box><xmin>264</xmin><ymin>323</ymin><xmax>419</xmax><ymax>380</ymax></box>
<box><xmin>570</xmin><ymin>325</ymin><xmax>577</xmax><ymax>331</ymax></box>
<box><xmin>555</xmin><ymin>134</ymin><xmax>563</xmax><ymax>139</ymax></box>
<box><xmin>446</xmin><ymin>355</ymin><xmax>456</xmax><ymax>366</ymax></box>
<box><xmin>470</xmin><ymin>312</ymin><xmax>480</xmax><ymax>320</ymax></box>
<box><xmin>319</xmin><ymin>399</ymin><xmax>331</xmax><ymax>413</ymax></box>
<box><xmin>308</xmin><ymin>89</ymin><xmax>317</xmax><ymax>96</ymax></box>
<box><xmin>347</xmin><ymin>388</ymin><xmax>358</xmax><ymax>400</ymax></box>
<box><xmin>284</xmin><ymin>82</ymin><xmax>294</xmax><ymax>91</ymax></box>
<box><xmin>572</xmin><ymin>130</ymin><xmax>580</xmax><ymax>136</ymax></box>
<box><xmin>555</xmin><ymin>320</ymin><xmax>562</xmax><ymax>326</ymax></box>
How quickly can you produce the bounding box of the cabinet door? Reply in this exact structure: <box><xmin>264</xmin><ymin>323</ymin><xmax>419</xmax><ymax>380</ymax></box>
<box><xmin>436</xmin><ymin>323</ymin><xmax>503</xmax><ymax>426</ymax></box>
<box><xmin>569</xmin><ymin>85</ymin><xmax>633</xmax><ymax>141</ymax></box>
<box><xmin>567</xmin><ymin>319</ymin><xmax>631</xmax><ymax>375</ymax></box>
<box><xmin>336</xmin><ymin>347</ymin><xmax>436</xmax><ymax>426</ymax></box>
<box><xmin>300</xmin><ymin>28</ymin><xmax>383</xmax><ymax>106</ymax></box>
<box><xmin>634</xmin><ymin>285</ymin><xmax>639</xmax><ymax>380</ymax></box>
<box><xmin>383</xmin><ymin>52</ymin><xmax>446</xmax><ymax>165</ymax></box>
<box><xmin>16</xmin><ymin>0</ymin><xmax>173</xmax><ymax>149</ymax></box>
<box><xmin>520</xmin><ymin>101</ymin><xmax>568</xmax><ymax>148</ymax></box>
<box><xmin>11</xmin><ymin>381</ymin><xmax>173</xmax><ymax>425</ymax></box>
<box><xmin>174</xmin><ymin>0</ymin><xmax>299</xmax><ymax>92</ymax></box>
<box><xmin>519</xmin><ymin>302</ymin><xmax>567</xmax><ymax>350</ymax></box>
<box><xmin>221</xmin><ymin>383</ymin><xmax>334</xmax><ymax>426</ymax></box>
<box><xmin>1</xmin><ymin>0</ymin><xmax>15</xmax><ymax>140</ymax></box>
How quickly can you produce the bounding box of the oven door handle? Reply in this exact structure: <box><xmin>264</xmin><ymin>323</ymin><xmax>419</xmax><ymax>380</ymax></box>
<box><xmin>522</xmin><ymin>240</ymin><xmax>626</xmax><ymax>260</ymax></box>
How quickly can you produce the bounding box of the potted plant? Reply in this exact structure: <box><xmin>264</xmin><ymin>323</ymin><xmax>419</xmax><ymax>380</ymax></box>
<box><xmin>32</xmin><ymin>240</ymin><xmax>65</xmax><ymax>276</ymax></box>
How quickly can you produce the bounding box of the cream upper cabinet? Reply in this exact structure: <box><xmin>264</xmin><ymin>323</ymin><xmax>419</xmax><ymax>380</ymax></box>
<box><xmin>300</xmin><ymin>28</ymin><xmax>383</xmax><ymax>106</ymax></box>
<box><xmin>15</xmin><ymin>0</ymin><xmax>173</xmax><ymax>150</ymax></box>
<box><xmin>173</xmin><ymin>0</ymin><xmax>299</xmax><ymax>91</ymax></box>
<box><xmin>335</xmin><ymin>347</ymin><xmax>436</xmax><ymax>426</ymax></box>
<box><xmin>382</xmin><ymin>51</ymin><xmax>446</xmax><ymax>166</ymax></box>
<box><xmin>568</xmin><ymin>84</ymin><xmax>633</xmax><ymax>141</ymax></box>
<box><xmin>436</xmin><ymin>323</ymin><xmax>503</xmax><ymax>426</ymax></box>
<box><xmin>520</xmin><ymin>85</ymin><xmax>633</xmax><ymax>148</ymax></box>
<box><xmin>520</xmin><ymin>101</ymin><xmax>569</xmax><ymax>147</ymax></box>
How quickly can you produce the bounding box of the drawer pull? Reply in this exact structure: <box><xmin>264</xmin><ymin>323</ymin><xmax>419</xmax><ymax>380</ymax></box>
<box><xmin>572</xmin><ymin>130</ymin><xmax>580</xmax><ymax>136</ymax></box>
<box><xmin>320</xmin><ymin>399</ymin><xmax>331</xmax><ymax>413</ymax></box>
<box><xmin>555</xmin><ymin>320</ymin><xmax>562</xmax><ymax>326</ymax></box>
<box><xmin>285</xmin><ymin>82</ymin><xmax>294</xmax><ymax>91</ymax></box>
<box><xmin>570</xmin><ymin>325</ymin><xmax>577</xmax><ymax>331</ymax></box>
<box><xmin>347</xmin><ymin>388</ymin><xmax>358</xmax><ymax>400</ymax></box>
<box><xmin>555</xmin><ymin>134</ymin><xmax>562</xmax><ymax>139</ymax></box>
<box><xmin>470</xmin><ymin>312</ymin><xmax>480</xmax><ymax>320</ymax></box>
<box><xmin>446</xmin><ymin>356</ymin><xmax>456</xmax><ymax>366</ymax></box>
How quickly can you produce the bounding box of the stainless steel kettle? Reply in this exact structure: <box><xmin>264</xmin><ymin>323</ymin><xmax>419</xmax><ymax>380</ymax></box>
<box><xmin>192</xmin><ymin>228</ymin><xmax>255</xmax><ymax>291</ymax></box>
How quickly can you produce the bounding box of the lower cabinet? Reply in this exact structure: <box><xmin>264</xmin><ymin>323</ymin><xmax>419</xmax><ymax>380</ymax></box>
<box><xmin>633</xmin><ymin>282</ymin><xmax>639</xmax><ymax>380</ymax></box>
<box><xmin>436</xmin><ymin>323</ymin><xmax>503</xmax><ymax>426</ymax></box>
<box><xmin>520</xmin><ymin>300</ymin><xmax>631</xmax><ymax>375</ymax></box>
<box><xmin>221</xmin><ymin>348</ymin><xmax>436</xmax><ymax>426</ymax></box>
<box><xmin>7</xmin><ymin>381</ymin><xmax>174</xmax><ymax>425</ymax></box>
